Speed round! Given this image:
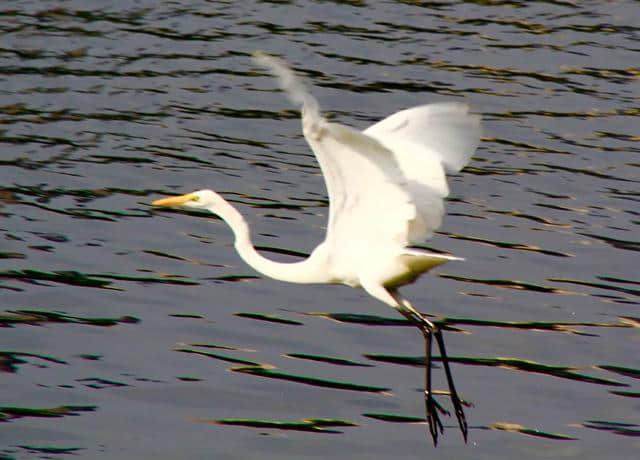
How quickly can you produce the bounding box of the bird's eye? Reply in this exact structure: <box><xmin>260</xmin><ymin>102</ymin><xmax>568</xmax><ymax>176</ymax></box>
<box><xmin>192</xmin><ymin>195</ymin><xmax>200</xmax><ymax>202</ymax></box>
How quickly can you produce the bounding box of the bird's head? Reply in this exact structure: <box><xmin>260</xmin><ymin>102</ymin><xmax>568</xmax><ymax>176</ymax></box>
<box><xmin>152</xmin><ymin>189</ymin><xmax>225</xmax><ymax>212</ymax></box>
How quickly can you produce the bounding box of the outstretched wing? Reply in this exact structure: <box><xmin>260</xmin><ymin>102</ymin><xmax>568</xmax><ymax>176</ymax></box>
<box><xmin>364</xmin><ymin>103</ymin><xmax>482</xmax><ymax>242</ymax></box>
<box><xmin>365</xmin><ymin>103</ymin><xmax>481</xmax><ymax>176</ymax></box>
<box><xmin>304</xmin><ymin>119</ymin><xmax>417</xmax><ymax>248</ymax></box>
<box><xmin>254</xmin><ymin>54</ymin><xmax>481</xmax><ymax>253</ymax></box>
<box><xmin>253</xmin><ymin>54</ymin><xmax>414</xmax><ymax>248</ymax></box>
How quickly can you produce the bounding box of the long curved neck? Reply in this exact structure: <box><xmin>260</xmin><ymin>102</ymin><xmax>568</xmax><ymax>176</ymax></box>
<box><xmin>213</xmin><ymin>200</ymin><xmax>330</xmax><ymax>284</ymax></box>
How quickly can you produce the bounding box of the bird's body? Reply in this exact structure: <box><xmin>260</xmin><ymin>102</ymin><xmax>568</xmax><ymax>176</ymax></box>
<box><xmin>153</xmin><ymin>53</ymin><xmax>481</xmax><ymax>445</ymax></box>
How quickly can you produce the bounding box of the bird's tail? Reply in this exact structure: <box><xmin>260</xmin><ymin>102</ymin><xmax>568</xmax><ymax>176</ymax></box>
<box><xmin>252</xmin><ymin>52</ymin><xmax>321</xmax><ymax>124</ymax></box>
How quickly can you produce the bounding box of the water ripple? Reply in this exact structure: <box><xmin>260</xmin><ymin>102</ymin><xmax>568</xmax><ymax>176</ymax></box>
<box><xmin>1</xmin><ymin>0</ymin><xmax>638</xmax><ymax>454</ymax></box>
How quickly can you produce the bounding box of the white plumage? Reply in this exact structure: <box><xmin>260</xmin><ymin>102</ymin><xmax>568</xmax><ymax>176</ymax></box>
<box><xmin>153</xmin><ymin>53</ymin><xmax>482</xmax><ymax>445</ymax></box>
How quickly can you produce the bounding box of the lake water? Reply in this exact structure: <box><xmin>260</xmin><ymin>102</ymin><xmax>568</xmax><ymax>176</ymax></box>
<box><xmin>1</xmin><ymin>1</ymin><xmax>638</xmax><ymax>459</ymax></box>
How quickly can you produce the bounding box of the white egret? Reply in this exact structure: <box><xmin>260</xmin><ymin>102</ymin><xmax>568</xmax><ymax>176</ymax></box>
<box><xmin>152</xmin><ymin>53</ymin><xmax>481</xmax><ymax>445</ymax></box>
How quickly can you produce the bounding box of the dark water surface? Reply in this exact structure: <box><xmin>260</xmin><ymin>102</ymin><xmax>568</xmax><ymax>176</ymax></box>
<box><xmin>1</xmin><ymin>1</ymin><xmax>639</xmax><ymax>458</ymax></box>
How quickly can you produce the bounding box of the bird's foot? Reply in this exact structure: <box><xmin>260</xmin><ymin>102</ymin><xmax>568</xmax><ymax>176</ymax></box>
<box><xmin>451</xmin><ymin>392</ymin><xmax>468</xmax><ymax>443</ymax></box>
<box><xmin>424</xmin><ymin>390</ymin><xmax>445</xmax><ymax>446</ymax></box>
<box><xmin>425</xmin><ymin>390</ymin><xmax>469</xmax><ymax>445</ymax></box>
<box><xmin>425</xmin><ymin>391</ymin><xmax>451</xmax><ymax>416</ymax></box>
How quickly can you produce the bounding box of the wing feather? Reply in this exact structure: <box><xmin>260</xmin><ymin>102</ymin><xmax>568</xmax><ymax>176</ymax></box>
<box><xmin>364</xmin><ymin>102</ymin><xmax>482</xmax><ymax>242</ymax></box>
<box><xmin>254</xmin><ymin>54</ymin><xmax>481</xmax><ymax>255</ymax></box>
<box><xmin>364</xmin><ymin>103</ymin><xmax>482</xmax><ymax>175</ymax></box>
<box><xmin>304</xmin><ymin>119</ymin><xmax>416</xmax><ymax>248</ymax></box>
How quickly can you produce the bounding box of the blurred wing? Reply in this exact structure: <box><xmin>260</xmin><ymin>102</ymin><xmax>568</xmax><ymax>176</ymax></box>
<box><xmin>254</xmin><ymin>54</ymin><xmax>410</xmax><ymax>247</ymax></box>
<box><xmin>254</xmin><ymin>54</ymin><xmax>481</xmax><ymax>249</ymax></box>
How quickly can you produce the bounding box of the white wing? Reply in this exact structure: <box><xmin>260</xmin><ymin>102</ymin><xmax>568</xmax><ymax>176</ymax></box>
<box><xmin>254</xmin><ymin>54</ymin><xmax>481</xmax><ymax>253</ymax></box>
<box><xmin>364</xmin><ymin>103</ymin><xmax>482</xmax><ymax>242</ymax></box>
<box><xmin>304</xmin><ymin>119</ymin><xmax>416</xmax><ymax>247</ymax></box>
<box><xmin>365</xmin><ymin>103</ymin><xmax>481</xmax><ymax>176</ymax></box>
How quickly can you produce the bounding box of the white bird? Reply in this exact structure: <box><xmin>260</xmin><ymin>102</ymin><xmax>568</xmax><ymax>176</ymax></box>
<box><xmin>152</xmin><ymin>53</ymin><xmax>481</xmax><ymax>445</ymax></box>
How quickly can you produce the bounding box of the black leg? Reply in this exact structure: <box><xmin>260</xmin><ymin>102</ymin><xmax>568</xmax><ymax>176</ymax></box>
<box><xmin>434</xmin><ymin>327</ymin><xmax>468</xmax><ymax>442</ymax></box>
<box><xmin>423</xmin><ymin>326</ymin><xmax>444</xmax><ymax>445</ymax></box>
<box><xmin>388</xmin><ymin>291</ymin><xmax>468</xmax><ymax>446</ymax></box>
<box><xmin>393</xmin><ymin>304</ymin><xmax>446</xmax><ymax>446</ymax></box>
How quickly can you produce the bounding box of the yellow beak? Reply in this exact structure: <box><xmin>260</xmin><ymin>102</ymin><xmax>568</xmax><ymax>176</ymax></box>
<box><xmin>152</xmin><ymin>193</ymin><xmax>198</xmax><ymax>207</ymax></box>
